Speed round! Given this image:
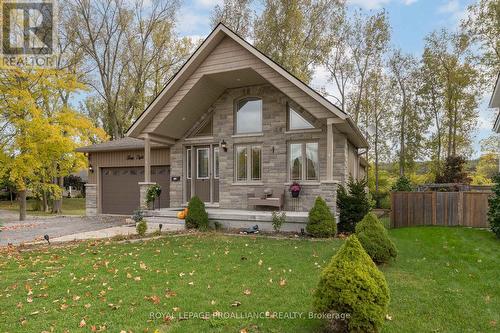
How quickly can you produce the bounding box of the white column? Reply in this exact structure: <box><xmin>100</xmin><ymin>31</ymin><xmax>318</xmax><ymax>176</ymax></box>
<box><xmin>144</xmin><ymin>135</ymin><xmax>151</xmax><ymax>182</ymax></box>
<box><xmin>326</xmin><ymin>119</ymin><xmax>335</xmax><ymax>181</ymax></box>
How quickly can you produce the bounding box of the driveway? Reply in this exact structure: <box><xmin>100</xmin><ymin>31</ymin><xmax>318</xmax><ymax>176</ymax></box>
<box><xmin>0</xmin><ymin>210</ymin><xmax>130</xmax><ymax>246</ymax></box>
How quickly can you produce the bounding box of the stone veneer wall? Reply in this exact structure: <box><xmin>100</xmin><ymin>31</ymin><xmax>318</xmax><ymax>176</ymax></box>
<box><xmin>85</xmin><ymin>184</ymin><xmax>97</xmax><ymax>216</ymax></box>
<box><xmin>169</xmin><ymin>84</ymin><xmax>349</xmax><ymax>214</ymax></box>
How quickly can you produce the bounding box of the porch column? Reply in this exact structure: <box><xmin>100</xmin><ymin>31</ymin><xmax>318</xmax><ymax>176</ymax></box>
<box><xmin>139</xmin><ymin>134</ymin><xmax>155</xmax><ymax>210</ymax></box>
<box><xmin>326</xmin><ymin>118</ymin><xmax>335</xmax><ymax>181</ymax></box>
<box><xmin>144</xmin><ymin>134</ymin><xmax>151</xmax><ymax>182</ymax></box>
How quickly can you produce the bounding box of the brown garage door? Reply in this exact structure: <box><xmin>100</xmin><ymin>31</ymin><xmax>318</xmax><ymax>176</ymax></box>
<box><xmin>101</xmin><ymin>166</ymin><xmax>170</xmax><ymax>214</ymax></box>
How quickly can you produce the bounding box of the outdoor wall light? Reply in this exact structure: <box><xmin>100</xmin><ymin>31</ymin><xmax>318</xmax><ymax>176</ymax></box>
<box><xmin>89</xmin><ymin>164</ymin><xmax>94</xmax><ymax>173</ymax></box>
<box><xmin>221</xmin><ymin>140</ymin><xmax>228</xmax><ymax>152</ymax></box>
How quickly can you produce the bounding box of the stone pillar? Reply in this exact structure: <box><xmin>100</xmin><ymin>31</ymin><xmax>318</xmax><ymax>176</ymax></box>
<box><xmin>326</xmin><ymin>119</ymin><xmax>335</xmax><ymax>181</ymax></box>
<box><xmin>85</xmin><ymin>184</ymin><xmax>97</xmax><ymax>216</ymax></box>
<box><xmin>139</xmin><ymin>182</ymin><xmax>156</xmax><ymax>210</ymax></box>
<box><xmin>320</xmin><ymin>181</ymin><xmax>338</xmax><ymax>218</ymax></box>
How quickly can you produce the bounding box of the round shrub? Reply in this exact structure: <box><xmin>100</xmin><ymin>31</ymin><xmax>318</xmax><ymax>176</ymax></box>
<box><xmin>314</xmin><ymin>235</ymin><xmax>390</xmax><ymax>332</ymax></box>
<box><xmin>136</xmin><ymin>220</ymin><xmax>147</xmax><ymax>237</ymax></box>
<box><xmin>355</xmin><ymin>212</ymin><xmax>397</xmax><ymax>264</ymax></box>
<box><xmin>306</xmin><ymin>197</ymin><xmax>336</xmax><ymax>238</ymax></box>
<box><xmin>185</xmin><ymin>196</ymin><xmax>209</xmax><ymax>230</ymax></box>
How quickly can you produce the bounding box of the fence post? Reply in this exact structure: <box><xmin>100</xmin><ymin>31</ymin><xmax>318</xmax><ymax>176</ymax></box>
<box><xmin>390</xmin><ymin>192</ymin><xmax>395</xmax><ymax>228</ymax></box>
<box><xmin>432</xmin><ymin>191</ymin><xmax>437</xmax><ymax>225</ymax></box>
<box><xmin>457</xmin><ymin>191</ymin><xmax>464</xmax><ymax>226</ymax></box>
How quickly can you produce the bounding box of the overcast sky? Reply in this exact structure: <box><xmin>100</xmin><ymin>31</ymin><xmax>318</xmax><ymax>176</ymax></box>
<box><xmin>176</xmin><ymin>0</ymin><xmax>494</xmax><ymax>158</ymax></box>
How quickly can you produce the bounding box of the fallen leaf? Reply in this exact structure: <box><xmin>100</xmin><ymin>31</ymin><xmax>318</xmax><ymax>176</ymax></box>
<box><xmin>26</xmin><ymin>297</ymin><xmax>33</xmax><ymax>303</ymax></box>
<box><xmin>134</xmin><ymin>276</ymin><xmax>141</xmax><ymax>281</ymax></box>
<box><xmin>279</xmin><ymin>278</ymin><xmax>287</xmax><ymax>286</ymax></box>
<box><xmin>140</xmin><ymin>262</ymin><xmax>147</xmax><ymax>270</ymax></box>
<box><xmin>240</xmin><ymin>329</ymin><xmax>248</xmax><ymax>333</ymax></box>
<box><xmin>231</xmin><ymin>300</ymin><xmax>241</xmax><ymax>307</ymax></box>
<box><xmin>243</xmin><ymin>289</ymin><xmax>251</xmax><ymax>295</ymax></box>
<box><xmin>79</xmin><ymin>319</ymin><xmax>86</xmax><ymax>328</ymax></box>
<box><xmin>385</xmin><ymin>314</ymin><xmax>393</xmax><ymax>321</ymax></box>
<box><xmin>60</xmin><ymin>303</ymin><xmax>69</xmax><ymax>310</ymax></box>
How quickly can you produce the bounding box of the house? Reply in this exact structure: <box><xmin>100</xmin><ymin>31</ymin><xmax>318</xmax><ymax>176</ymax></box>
<box><xmin>76</xmin><ymin>23</ymin><xmax>368</xmax><ymax>221</ymax></box>
<box><xmin>490</xmin><ymin>73</ymin><xmax>500</xmax><ymax>171</ymax></box>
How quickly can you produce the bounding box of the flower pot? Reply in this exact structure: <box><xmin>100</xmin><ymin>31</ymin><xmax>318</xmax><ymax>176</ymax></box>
<box><xmin>291</xmin><ymin>191</ymin><xmax>300</xmax><ymax>198</ymax></box>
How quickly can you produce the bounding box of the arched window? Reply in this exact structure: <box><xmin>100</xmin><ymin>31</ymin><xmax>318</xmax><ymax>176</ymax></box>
<box><xmin>236</xmin><ymin>98</ymin><xmax>262</xmax><ymax>134</ymax></box>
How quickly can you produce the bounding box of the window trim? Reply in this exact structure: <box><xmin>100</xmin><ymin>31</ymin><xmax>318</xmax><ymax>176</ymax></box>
<box><xmin>234</xmin><ymin>97</ymin><xmax>263</xmax><ymax>135</ymax></box>
<box><xmin>234</xmin><ymin>143</ymin><xmax>262</xmax><ymax>183</ymax></box>
<box><xmin>186</xmin><ymin>148</ymin><xmax>191</xmax><ymax>180</ymax></box>
<box><xmin>196</xmin><ymin>147</ymin><xmax>210</xmax><ymax>180</ymax></box>
<box><xmin>213</xmin><ymin>146</ymin><xmax>219</xmax><ymax>179</ymax></box>
<box><xmin>288</xmin><ymin>141</ymin><xmax>320</xmax><ymax>182</ymax></box>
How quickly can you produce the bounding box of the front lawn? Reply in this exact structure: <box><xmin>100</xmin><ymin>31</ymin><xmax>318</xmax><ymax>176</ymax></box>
<box><xmin>0</xmin><ymin>227</ymin><xmax>498</xmax><ymax>332</ymax></box>
<box><xmin>0</xmin><ymin>198</ymin><xmax>85</xmax><ymax>216</ymax></box>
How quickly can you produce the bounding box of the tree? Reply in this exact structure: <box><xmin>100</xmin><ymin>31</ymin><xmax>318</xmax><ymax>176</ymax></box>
<box><xmin>435</xmin><ymin>155</ymin><xmax>471</xmax><ymax>184</ymax></box>
<box><xmin>488</xmin><ymin>173</ymin><xmax>500</xmax><ymax>238</ymax></box>
<box><xmin>461</xmin><ymin>0</ymin><xmax>500</xmax><ymax>81</ymax></box>
<box><xmin>474</xmin><ymin>153</ymin><xmax>498</xmax><ymax>181</ymax></box>
<box><xmin>254</xmin><ymin>0</ymin><xmax>343</xmax><ymax>83</ymax></box>
<box><xmin>210</xmin><ymin>0</ymin><xmax>253</xmax><ymax>38</ymax></box>
<box><xmin>306</xmin><ymin>197</ymin><xmax>336</xmax><ymax>237</ymax></box>
<box><xmin>65</xmin><ymin>0</ymin><xmax>193</xmax><ymax>138</ymax></box>
<box><xmin>0</xmin><ymin>68</ymin><xmax>105</xmax><ymax>220</ymax></box>
<box><xmin>423</xmin><ymin>30</ymin><xmax>481</xmax><ymax>160</ymax></box>
<box><xmin>337</xmin><ymin>177</ymin><xmax>370</xmax><ymax>233</ymax></box>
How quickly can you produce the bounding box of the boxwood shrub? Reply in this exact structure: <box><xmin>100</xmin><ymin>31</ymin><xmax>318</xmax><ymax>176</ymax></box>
<box><xmin>306</xmin><ymin>197</ymin><xmax>336</xmax><ymax>238</ymax></box>
<box><xmin>185</xmin><ymin>196</ymin><xmax>209</xmax><ymax>230</ymax></box>
<box><xmin>355</xmin><ymin>212</ymin><xmax>397</xmax><ymax>264</ymax></box>
<box><xmin>314</xmin><ymin>235</ymin><xmax>389</xmax><ymax>332</ymax></box>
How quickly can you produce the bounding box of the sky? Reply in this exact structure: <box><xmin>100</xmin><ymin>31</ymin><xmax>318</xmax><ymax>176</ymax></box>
<box><xmin>175</xmin><ymin>0</ymin><xmax>495</xmax><ymax>158</ymax></box>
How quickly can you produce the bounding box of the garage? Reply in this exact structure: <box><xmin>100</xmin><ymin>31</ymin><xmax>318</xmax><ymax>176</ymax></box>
<box><xmin>101</xmin><ymin>166</ymin><xmax>170</xmax><ymax>215</ymax></box>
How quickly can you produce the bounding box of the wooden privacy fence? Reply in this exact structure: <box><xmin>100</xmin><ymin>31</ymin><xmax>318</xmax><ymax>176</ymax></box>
<box><xmin>391</xmin><ymin>191</ymin><xmax>492</xmax><ymax>228</ymax></box>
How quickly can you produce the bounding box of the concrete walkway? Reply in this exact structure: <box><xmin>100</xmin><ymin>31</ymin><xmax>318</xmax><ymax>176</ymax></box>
<box><xmin>48</xmin><ymin>225</ymin><xmax>137</xmax><ymax>243</ymax></box>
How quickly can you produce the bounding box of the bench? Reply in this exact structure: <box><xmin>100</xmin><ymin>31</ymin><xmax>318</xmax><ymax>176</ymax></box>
<box><xmin>247</xmin><ymin>187</ymin><xmax>284</xmax><ymax>210</ymax></box>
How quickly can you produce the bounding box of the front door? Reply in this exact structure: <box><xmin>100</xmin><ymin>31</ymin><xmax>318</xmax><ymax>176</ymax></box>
<box><xmin>186</xmin><ymin>145</ymin><xmax>219</xmax><ymax>203</ymax></box>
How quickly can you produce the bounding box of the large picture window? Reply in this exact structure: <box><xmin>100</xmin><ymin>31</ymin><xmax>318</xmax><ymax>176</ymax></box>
<box><xmin>235</xmin><ymin>144</ymin><xmax>262</xmax><ymax>182</ymax></box>
<box><xmin>236</xmin><ymin>98</ymin><xmax>262</xmax><ymax>134</ymax></box>
<box><xmin>197</xmin><ymin>148</ymin><xmax>209</xmax><ymax>179</ymax></box>
<box><xmin>289</xmin><ymin>142</ymin><xmax>319</xmax><ymax>181</ymax></box>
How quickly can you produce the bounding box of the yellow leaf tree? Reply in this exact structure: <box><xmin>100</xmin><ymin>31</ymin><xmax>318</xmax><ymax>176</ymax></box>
<box><xmin>0</xmin><ymin>67</ymin><xmax>106</xmax><ymax>220</ymax></box>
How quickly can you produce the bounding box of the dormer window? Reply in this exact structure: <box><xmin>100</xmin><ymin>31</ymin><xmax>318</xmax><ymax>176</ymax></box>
<box><xmin>236</xmin><ymin>98</ymin><xmax>262</xmax><ymax>134</ymax></box>
<box><xmin>288</xmin><ymin>105</ymin><xmax>314</xmax><ymax>130</ymax></box>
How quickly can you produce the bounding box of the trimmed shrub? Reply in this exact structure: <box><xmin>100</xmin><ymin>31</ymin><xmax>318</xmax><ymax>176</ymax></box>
<box><xmin>337</xmin><ymin>177</ymin><xmax>370</xmax><ymax>233</ymax></box>
<box><xmin>185</xmin><ymin>196</ymin><xmax>209</xmax><ymax>230</ymax></box>
<box><xmin>271</xmin><ymin>211</ymin><xmax>286</xmax><ymax>232</ymax></box>
<box><xmin>314</xmin><ymin>235</ymin><xmax>390</xmax><ymax>332</ymax></box>
<box><xmin>488</xmin><ymin>173</ymin><xmax>500</xmax><ymax>238</ymax></box>
<box><xmin>136</xmin><ymin>220</ymin><xmax>147</xmax><ymax>237</ymax></box>
<box><xmin>306</xmin><ymin>197</ymin><xmax>336</xmax><ymax>238</ymax></box>
<box><xmin>355</xmin><ymin>213</ymin><xmax>397</xmax><ymax>264</ymax></box>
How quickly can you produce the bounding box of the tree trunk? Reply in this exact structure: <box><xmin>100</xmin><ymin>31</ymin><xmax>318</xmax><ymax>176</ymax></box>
<box><xmin>42</xmin><ymin>190</ymin><xmax>49</xmax><ymax>212</ymax></box>
<box><xmin>19</xmin><ymin>190</ymin><xmax>27</xmax><ymax>221</ymax></box>
<box><xmin>52</xmin><ymin>176</ymin><xmax>64</xmax><ymax>214</ymax></box>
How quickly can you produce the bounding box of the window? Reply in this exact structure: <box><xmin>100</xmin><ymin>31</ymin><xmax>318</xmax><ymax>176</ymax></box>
<box><xmin>289</xmin><ymin>106</ymin><xmax>314</xmax><ymax>130</ymax></box>
<box><xmin>236</xmin><ymin>98</ymin><xmax>262</xmax><ymax>134</ymax></box>
<box><xmin>197</xmin><ymin>148</ymin><xmax>209</xmax><ymax>179</ymax></box>
<box><xmin>213</xmin><ymin>147</ymin><xmax>219</xmax><ymax>179</ymax></box>
<box><xmin>235</xmin><ymin>144</ymin><xmax>262</xmax><ymax>182</ymax></box>
<box><xmin>186</xmin><ymin>148</ymin><xmax>191</xmax><ymax>179</ymax></box>
<box><xmin>289</xmin><ymin>142</ymin><xmax>319</xmax><ymax>181</ymax></box>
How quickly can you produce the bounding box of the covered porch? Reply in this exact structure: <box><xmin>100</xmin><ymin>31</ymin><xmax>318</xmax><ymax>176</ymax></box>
<box><xmin>143</xmin><ymin>207</ymin><xmax>310</xmax><ymax>233</ymax></box>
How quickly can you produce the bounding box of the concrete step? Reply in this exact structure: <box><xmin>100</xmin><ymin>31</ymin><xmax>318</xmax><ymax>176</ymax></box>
<box><xmin>142</xmin><ymin>216</ymin><xmax>185</xmax><ymax>232</ymax></box>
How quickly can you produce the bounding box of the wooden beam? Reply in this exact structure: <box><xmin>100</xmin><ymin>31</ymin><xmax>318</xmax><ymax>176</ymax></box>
<box><xmin>141</xmin><ymin>133</ymin><xmax>176</xmax><ymax>145</ymax></box>
<box><xmin>144</xmin><ymin>135</ymin><xmax>151</xmax><ymax>182</ymax></box>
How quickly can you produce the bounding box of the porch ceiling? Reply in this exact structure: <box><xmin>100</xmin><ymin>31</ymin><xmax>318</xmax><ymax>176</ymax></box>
<box><xmin>151</xmin><ymin>68</ymin><xmax>268</xmax><ymax>139</ymax></box>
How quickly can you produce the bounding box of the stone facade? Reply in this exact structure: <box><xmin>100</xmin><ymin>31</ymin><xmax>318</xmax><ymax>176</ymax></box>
<box><xmin>168</xmin><ymin>84</ymin><xmax>350</xmax><ymax>214</ymax></box>
<box><xmin>85</xmin><ymin>184</ymin><xmax>97</xmax><ymax>216</ymax></box>
<box><xmin>139</xmin><ymin>182</ymin><xmax>156</xmax><ymax>209</ymax></box>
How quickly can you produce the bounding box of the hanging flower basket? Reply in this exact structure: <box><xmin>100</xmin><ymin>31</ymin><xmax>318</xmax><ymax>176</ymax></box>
<box><xmin>289</xmin><ymin>182</ymin><xmax>301</xmax><ymax>198</ymax></box>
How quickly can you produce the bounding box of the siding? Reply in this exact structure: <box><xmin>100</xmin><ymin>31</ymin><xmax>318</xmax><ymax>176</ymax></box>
<box><xmin>88</xmin><ymin>148</ymin><xmax>170</xmax><ymax>184</ymax></box>
<box><xmin>144</xmin><ymin>37</ymin><xmax>333</xmax><ymax>133</ymax></box>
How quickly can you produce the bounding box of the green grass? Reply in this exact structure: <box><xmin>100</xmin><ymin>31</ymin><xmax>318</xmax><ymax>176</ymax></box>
<box><xmin>0</xmin><ymin>198</ymin><xmax>85</xmax><ymax>216</ymax></box>
<box><xmin>0</xmin><ymin>227</ymin><xmax>498</xmax><ymax>332</ymax></box>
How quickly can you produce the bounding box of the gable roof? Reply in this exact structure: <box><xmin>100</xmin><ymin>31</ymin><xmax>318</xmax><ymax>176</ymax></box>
<box><xmin>126</xmin><ymin>23</ymin><xmax>367</xmax><ymax>147</ymax></box>
<box><xmin>75</xmin><ymin>137</ymin><xmax>166</xmax><ymax>153</ymax></box>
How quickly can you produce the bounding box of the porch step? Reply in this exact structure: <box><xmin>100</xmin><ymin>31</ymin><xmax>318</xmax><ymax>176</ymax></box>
<box><xmin>142</xmin><ymin>216</ymin><xmax>185</xmax><ymax>231</ymax></box>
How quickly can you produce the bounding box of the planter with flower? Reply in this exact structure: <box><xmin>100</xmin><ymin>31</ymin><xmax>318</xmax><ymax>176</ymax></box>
<box><xmin>146</xmin><ymin>184</ymin><xmax>162</xmax><ymax>209</ymax></box>
<box><xmin>289</xmin><ymin>182</ymin><xmax>301</xmax><ymax>198</ymax></box>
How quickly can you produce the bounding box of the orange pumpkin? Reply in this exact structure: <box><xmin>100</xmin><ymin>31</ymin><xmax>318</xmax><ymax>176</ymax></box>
<box><xmin>177</xmin><ymin>211</ymin><xmax>185</xmax><ymax>219</ymax></box>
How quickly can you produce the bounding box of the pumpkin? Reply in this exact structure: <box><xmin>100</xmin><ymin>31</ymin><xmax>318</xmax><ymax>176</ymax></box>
<box><xmin>177</xmin><ymin>211</ymin><xmax>185</xmax><ymax>219</ymax></box>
